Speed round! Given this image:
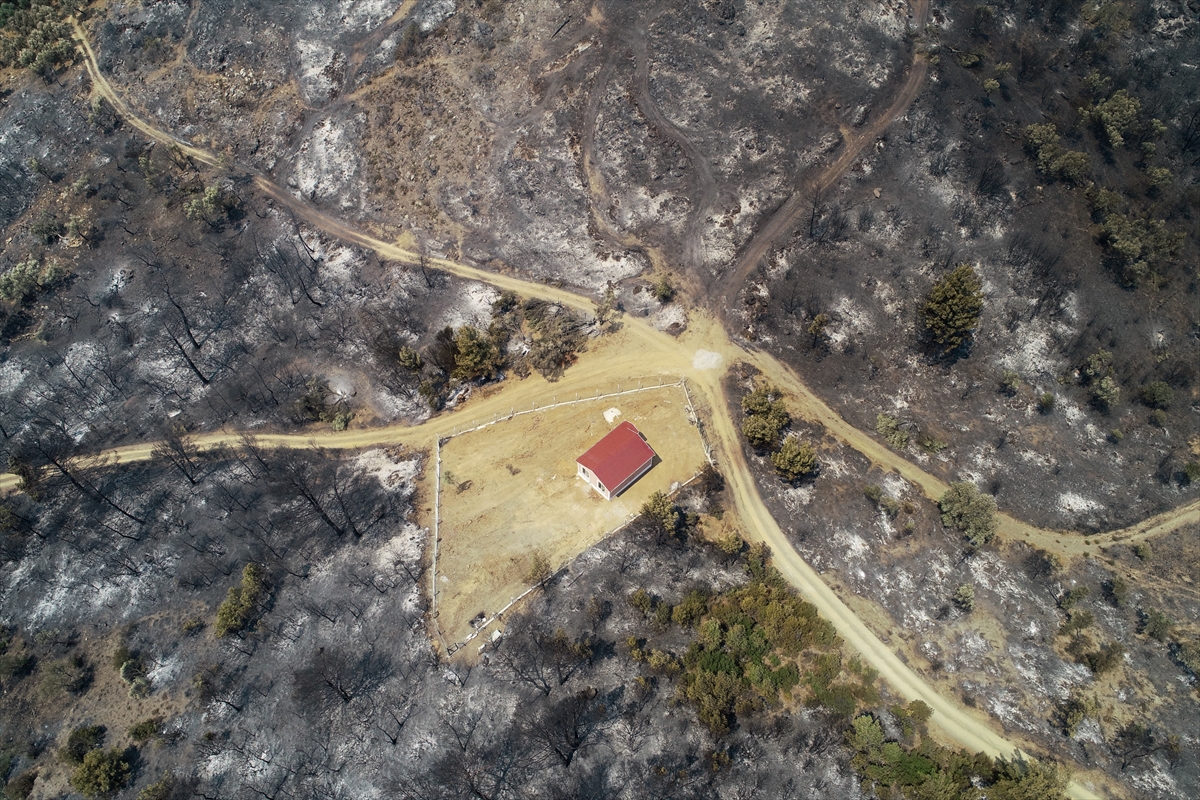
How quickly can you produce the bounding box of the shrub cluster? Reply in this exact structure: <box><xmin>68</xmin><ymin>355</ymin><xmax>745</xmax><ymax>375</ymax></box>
<box><xmin>136</xmin><ymin>774</ymin><xmax>176</xmax><ymax>800</ymax></box>
<box><xmin>1023</xmin><ymin>123</ymin><xmax>1091</xmax><ymax>183</ymax></box>
<box><xmin>113</xmin><ymin>645</ymin><xmax>150</xmax><ymax>698</ymax></box>
<box><xmin>640</xmin><ymin>491</ymin><xmax>683</xmax><ymax>538</ymax></box>
<box><xmin>494</xmin><ymin>295</ymin><xmax>587</xmax><ymax>380</ymax></box>
<box><xmin>740</xmin><ymin>381</ymin><xmax>789</xmax><ymax>450</ymax></box>
<box><xmin>863</xmin><ymin>484</ymin><xmax>903</xmax><ymax>519</ymax></box>
<box><xmin>1079</xmin><ymin>350</ymin><xmax>1120</xmax><ymax>412</ymax></box>
<box><xmin>409</xmin><ymin>293</ymin><xmax>588</xmax><ymax>409</ymax></box>
<box><xmin>1020</xmin><ymin>77</ymin><xmax>1184</xmax><ymax>289</ymax></box>
<box><xmin>58</xmin><ymin>725</ymin><xmax>104</xmax><ymax>765</ymax></box>
<box><xmin>739</xmin><ymin>382</ymin><xmax>818</xmax><ymax>482</ymax></box>
<box><xmin>1087</xmin><ymin>90</ymin><xmax>1145</xmax><ymax>148</ymax></box>
<box><xmin>770</xmin><ymin>436</ymin><xmax>817</xmax><ymax>482</ymax></box>
<box><xmin>1096</xmin><ymin>208</ymin><xmax>1183</xmax><ymax>288</ymax></box>
<box><xmin>937</xmin><ymin>483</ymin><xmax>998</xmax><ymax>550</ymax></box>
<box><xmin>846</xmin><ymin>712</ymin><xmax>1069</xmax><ymax>800</ymax></box>
<box><xmin>919</xmin><ymin>264</ymin><xmax>984</xmax><ymax>355</ymax></box>
<box><xmin>289</xmin><ymin>378</ymin><xmax>353</xmax><ymax>430</ymax></box>
<box><xmin>0</xmin><ymin>257</ymin><xmax>71</xmax><ymax>305</ymax></box>
<box><xmin>213</xmin><ymin>563</ymin><xmax>266</xmax><ymax>638</ymax></box>
<box><xmin>875</xmin><ymin>413</ymin><xmax>908</xmax><ymax>450</ymax></box>
<box><xmin>630</xmin><ymin>543</ymin><xmax>865</xmax><ymax>736</ymax></box>
<box><xmin>69</xmin><ymin>748</ymin><xmax>130</xmax><ymax>799</ymax></box>
<box><xmin>183</xmin><ymin>184</ymin><xmax>237</xmax><ymax>224</ymax></box>
<box><xmin>0</xmin><ymin>0</ymin><xmax>78</xmax><ymax>78</ymax></box>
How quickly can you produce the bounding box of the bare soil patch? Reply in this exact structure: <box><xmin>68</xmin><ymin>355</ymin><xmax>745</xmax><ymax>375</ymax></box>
<box><xmin>435</xmin><ymin>384</ymin><xmax>708</xmax><ymax>648</ymax></box>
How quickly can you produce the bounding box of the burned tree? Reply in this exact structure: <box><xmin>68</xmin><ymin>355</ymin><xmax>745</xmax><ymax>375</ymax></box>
<box><xmin>492</xmin><ymin>615</ymin><xmax>594</xmax><ymax>696</ymax></box>
<box><xmin>292</xmin><ymin>646</ymin><xmax>393</xmax><ymax>714</ymax></box>
<box><xmin>151</xmin><ymin>422</ymin><xmax>203</xmax><ymax>485</ymax></box>
<box><xmin>519</xmin><ymin>687</ymin><xmax>607</xmax><ymax>768</ymax></box>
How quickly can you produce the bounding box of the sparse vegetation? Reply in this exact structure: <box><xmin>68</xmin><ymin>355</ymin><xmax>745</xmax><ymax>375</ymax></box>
<box><xmin>1059</xmin><ymin>690</ymin><xmax>1100</xmax><ymax>737</ymax></box>
<box><xmin>37</xmin><ymin>655</ymin><xmax>91</xmax><ymax>697</ymax></box>
<box><xmin>1079</xmin><ymin>350</ymin><xmax>1121</xmax><ymax>411</ymax></box>
<box><xmin>523</xmin><ymin>302</ymin><xmax>587</xmax><ymax>379</ymax></box>
<box><xmin>396</xmin><ymin>344</ymin><xmax>423</xmax><ymax>372</ymax></box>
<box><xmin>1177</xmin><ymin>641</ymin><xmax>1200</xmax><ymax>677</ymax></box>
<box><xmin>522</xmin><ymin>552</ymin><xmax>552</xmax><ymax>588</ymax></box>
<box><xmin>953</xmin><ymin>584</ymin><xmax>975</xmax><ymax>612</ymax></box>
<box><xmin>863</xmin><ymin>485</ymin><xmax>902</xmax><ymax>519</ymax></box>
<box><xmin>916</xmin><ymin>431</ymin><xmax>948</xmax><ymax>454</ymax></box>
<box><xmin>1059</xmin><ymin>608</ymin><xmax>1094</xmax><ymax>637</ymax></box>
<box><xmin>4</xmin><ymin>769</ymin><xmax>38</xmax><ymax>800</ymax></box>
<box><xmin>290</xmin><ymin>378</ymin><xmax>353</xmax><ymax>429</ymax></box>
<box><xmin>129</xmin><ymin>717</ymin><xmax>164</xmax><ymax>743</ymax></box>
<box><xmin>1058</xmin><ymin>586</ymin><xmax>1090</xmax><ymax>610</ymax></box>
<box><xmin>1105</xmin><ymin>573</ymin><xmax>1129</xmax><ymax>608</ymax></box>
<box><xmin>1079</xmin><ymin>640</ymin><xmax>1126</xmax><ymax>676</ymax></box>
<box><xmin>652</xmin><ymin>274</ymin><xmax>676</xmax><ymax>304</ymax></box>
<box><xmin>1140</xmin><ymin>381</ymin><xmax>1173</xmax><ymax>410</ymax></box>
<box><xmin>30</xmin><ymin>211</ymin><xmax>63</xmax><ymax>244</ymax></box>
<box><xmin>806</xmin><ymin>313</ymin><xmax>830</xmax><ymax>344</ymax></box>
<box><xmin>136</xmin><ymin>774</ymin><xmax>176</xmax><ymax>800</ymax></box>
<box><xmin>1140</xmin><ymin>609</ymin><xmax>1172</xmax><ymax>642</ymax></box>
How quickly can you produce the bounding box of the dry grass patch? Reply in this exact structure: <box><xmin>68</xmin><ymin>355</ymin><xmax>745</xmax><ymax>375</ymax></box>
<box><xmin>435</xmin><ymin>385</ymin><xmax>708</xmax><ymax>648</ymax></box>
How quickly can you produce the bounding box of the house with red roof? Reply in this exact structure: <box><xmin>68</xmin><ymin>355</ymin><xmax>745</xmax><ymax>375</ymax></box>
<box><xmin>576</xmin><ymin>421</ymin><xmax>657</xmax><ymax>500</ymax></box>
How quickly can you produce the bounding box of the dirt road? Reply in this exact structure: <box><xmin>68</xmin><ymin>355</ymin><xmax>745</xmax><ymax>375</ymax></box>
<box><xmin>37</xmin><ymin>15</ymin><xmax>1200</xmax><ymax>798</ymax></box>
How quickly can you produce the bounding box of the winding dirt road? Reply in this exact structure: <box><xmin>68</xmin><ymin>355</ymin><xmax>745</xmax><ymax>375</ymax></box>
<box><xmin>27</xmin><ymin>15</ymin><xmax>1200</xmax><ymax>799</ymax></box>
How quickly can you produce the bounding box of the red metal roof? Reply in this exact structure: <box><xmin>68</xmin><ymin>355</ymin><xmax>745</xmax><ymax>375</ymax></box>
<box><xmin>576</xmin><ymin>421</ymin><xmax>656</xmax><ymax>492</ymax></box>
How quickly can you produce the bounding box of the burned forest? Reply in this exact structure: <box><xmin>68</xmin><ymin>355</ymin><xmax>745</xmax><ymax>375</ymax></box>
<box><xmin>1</xmin><ymin>1</ymin><xmax>1197</xmax><ymax>800</ymax></box>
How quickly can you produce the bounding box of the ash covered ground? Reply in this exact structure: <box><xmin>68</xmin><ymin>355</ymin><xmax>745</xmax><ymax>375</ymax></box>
<box><xmin>0</xmin><ymin>0</ymin><xmax>1198</xmax><ymax>798</ymax></box>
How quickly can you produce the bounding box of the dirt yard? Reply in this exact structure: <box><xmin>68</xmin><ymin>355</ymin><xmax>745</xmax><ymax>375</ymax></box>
<box><xmin>435</xmin><ymin>384</ymin><xmax>709</xmax><ymax>650</ymax></box>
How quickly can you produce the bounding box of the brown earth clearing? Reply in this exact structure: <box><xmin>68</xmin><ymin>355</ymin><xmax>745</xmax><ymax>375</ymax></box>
<box><xmin>434</xmin><ymin>384</ymin><xmax>708</xmax><ymax>650</ymax></box>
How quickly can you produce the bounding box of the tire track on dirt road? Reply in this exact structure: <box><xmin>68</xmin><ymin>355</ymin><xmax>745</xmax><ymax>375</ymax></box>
<box><xmin>578</xmin><ymin>48</ymin><xmax>666</xmax><ymax>268</ymax></box>
<box><xmin>50</xmin><ymin>19</ymin><xmax>1196</xmax><ymax>798</ymax></box>
<box><xmin>631</xmin><ymin>27</ymin><xmax>718</xmax><ymax>274</ymax></box>
<box><xmin>72</xmin><ymin>20</ymin><xmax>219</xmax><ymax>169</ymax></box>
<box><xmin>720</xmin><ymin>0</ymin><xmax>931</xmax><ymax>299</ymax></box>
